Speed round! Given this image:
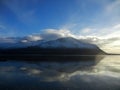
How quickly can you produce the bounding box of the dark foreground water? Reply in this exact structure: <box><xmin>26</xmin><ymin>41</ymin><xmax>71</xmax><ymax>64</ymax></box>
<box><xmin>0</xmin><ymin>55</ymin><xmax>120</xmax><ymax>90</ymax></box>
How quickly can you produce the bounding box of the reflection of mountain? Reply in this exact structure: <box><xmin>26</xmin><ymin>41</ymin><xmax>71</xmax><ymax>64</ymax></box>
<box><xmin>0</xmin><ymin>37</ymin><xmax>105</xmax><ymax>61</ymax></box>
<box><xmin>0</xmin><ymin>55</ymin><xmax>119</xmax><ymax>90</ymax></box>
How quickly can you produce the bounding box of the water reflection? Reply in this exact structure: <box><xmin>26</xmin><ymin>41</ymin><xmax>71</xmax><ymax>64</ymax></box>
<box><xmin>0</xmin><ymin>55</ymin><xmax>120</xmax><ymax>90</ymax></box>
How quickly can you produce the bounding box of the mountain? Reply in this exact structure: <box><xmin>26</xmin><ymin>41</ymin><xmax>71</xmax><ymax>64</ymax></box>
<box><xmin>0</xmin><ymin>37</ymin><xmax>101</xmax><ymax>49</ymax></box>
<box><xmin>0</xmin><ymin>37</ymin><xmax>105</xmax><ymax>61</ymax></box>
<box><xmin>0</xmin><ymin>37</ymin><xmax>105</xmax><ymax>54</ymax></box>
<box><xmin>39</xmin><ymin>37</ymin><xmax>99</xmax><ymax>49</ymax></box>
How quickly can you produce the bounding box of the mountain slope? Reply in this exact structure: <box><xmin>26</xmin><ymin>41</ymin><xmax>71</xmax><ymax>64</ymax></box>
<box><xmin>0</xmin><ymin>37</ymin><xmax>105</xmax><ymax>55</ymax></box>
<box><xmin>39</xmin><ymin>37</ymin><xmax>99</xmax><ymax>49</ymax></box>
<box><xmin>0</xmin><ymin>37</ymin><xmax>105</xmax><ymax>61</ymax></box>
<box><xmin>0</xmin><ymin>37</ymin><xmax>99</xmax><ymax>49</ymax></box>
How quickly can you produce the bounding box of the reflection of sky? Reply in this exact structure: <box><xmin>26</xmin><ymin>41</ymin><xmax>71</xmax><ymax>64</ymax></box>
<box><xmin>0</xmin><ymin>56</ymin><xmax>120</xmax><ymax>89</ymax></box>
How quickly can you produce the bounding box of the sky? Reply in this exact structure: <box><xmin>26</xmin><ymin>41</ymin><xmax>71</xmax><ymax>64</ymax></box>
<box><xmin>0</xmin><ymin>0</ymin><xmax>120</xmax><ymax>53</ymax></box>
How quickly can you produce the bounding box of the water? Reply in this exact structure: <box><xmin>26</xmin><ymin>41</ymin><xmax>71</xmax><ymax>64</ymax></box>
<box><xmin>0</xmin><ymin>55</ymin><xmax>120</xmax><ymax>90</ymax></box>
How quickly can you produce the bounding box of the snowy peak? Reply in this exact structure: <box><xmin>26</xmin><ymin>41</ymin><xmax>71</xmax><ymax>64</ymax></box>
<box><xmin>39</xmin><ymin>37</ymin><xmax>98</xmax><ymax>49</ymax></box>
<box><xmin>0</xmin><ymin>37</ymin><xmax>105</xmax><ymax>55</ymax></box>
<box><xmin>0</xmin><ymin>37</ymin><xmax>99</xmax><ymax>50</ymax></box>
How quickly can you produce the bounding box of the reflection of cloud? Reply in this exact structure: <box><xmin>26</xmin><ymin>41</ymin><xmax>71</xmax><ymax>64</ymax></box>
<box><xmin>0</xmin><ymin>59</ymin><xmax>119</xmax><ymax>89</ymax></box>
<box><xmin>20</xmin><ymin>67</ymin><xmax>42</xmax><ymax>75</ymax></box>
<box><xmin>19</xmin><ymin>61</ymin><xmax>96</xmax><ymax>82</ymax></box>
<box><xmin>0</xmin><ymin>66</ymin><xmax>16</xmax><ymax>72</ymax></box>
<box><xmin>16</xmin><ymin>57</ymin><xmax>120</xmax><ymax>87</ymax></box>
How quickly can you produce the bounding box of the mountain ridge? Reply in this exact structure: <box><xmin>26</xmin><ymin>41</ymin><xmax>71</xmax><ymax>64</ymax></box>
<box><xmin>0</xmin><ymin>37</ymin><xmax>105</xmax><ymax>61</ymax></box>
<box><xmin>0</xmin><ymin>37</ymin><xmax>105</xmax><ymax>55</ymax></box>
<box><xmin>0</xmin><ymin>37</ymin><xmax>101</xmax><ymax>50</ymax></box>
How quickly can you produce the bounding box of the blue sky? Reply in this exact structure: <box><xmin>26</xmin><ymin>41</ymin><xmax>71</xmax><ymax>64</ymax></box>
<box><xmin>0</xmin><ymin>0</ymin><xmax>80</xmax><ymax>36</ymax></box>
<box><xmin>0</xmin><ymin>0</ymin><xmax>120</xmax><ymax>53</ymax></box>
<box><xmin>0</xmin><ymin>0</ymin><xmax>119</xmax><ymax>36</ymax></box>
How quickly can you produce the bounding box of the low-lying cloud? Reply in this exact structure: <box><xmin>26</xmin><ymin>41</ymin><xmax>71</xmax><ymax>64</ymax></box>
<box><xmin>25</xmin><ymin>24</ymin><xmax>120</xmax><ymax>54</ymax></box>
<box><xmin>0</xmin><ymin>24</ymin><xmax>120</xmax><ymax>53</ymax></box>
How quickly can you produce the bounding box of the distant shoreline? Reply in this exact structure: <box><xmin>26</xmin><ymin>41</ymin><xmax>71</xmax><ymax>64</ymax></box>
<box><xmin>107</xmin><ymin>53</ymin><xmax>120</xmax><ymax>55</ymax></box>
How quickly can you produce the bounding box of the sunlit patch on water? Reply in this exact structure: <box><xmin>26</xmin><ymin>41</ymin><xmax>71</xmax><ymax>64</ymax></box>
<box><xmin>0</xmin><ymin>55</ymin><xmax>120</xmax><ymax>90</ymax></box>
<box><xmin>93</xmin><ymin>56</ymin><xmax>120</xmax><ymax>78</ymax></box>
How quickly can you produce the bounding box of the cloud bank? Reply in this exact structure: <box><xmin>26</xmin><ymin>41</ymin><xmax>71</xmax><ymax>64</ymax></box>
<box><xmin>20</xmin><ymin>24</ymin><xmax>120</xmax><ymax>54</ymax></box>
<box><xmin>0</xmin><ymin>24</ymin><xmax>120</xmax><ymax>54</ymax></box>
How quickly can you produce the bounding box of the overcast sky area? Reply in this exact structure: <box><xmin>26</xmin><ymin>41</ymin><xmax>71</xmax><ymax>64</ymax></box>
<box><xmin>0</xmin><ymin>0</ymin><xmax>120</xmax><ymax>53</ymax></box>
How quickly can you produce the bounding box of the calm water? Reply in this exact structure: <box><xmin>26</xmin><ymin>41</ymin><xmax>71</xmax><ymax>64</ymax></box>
<box><xmin>0</xmin><ymin>55</ymin><xmax>120</xmax><ymax>90</ymax></box>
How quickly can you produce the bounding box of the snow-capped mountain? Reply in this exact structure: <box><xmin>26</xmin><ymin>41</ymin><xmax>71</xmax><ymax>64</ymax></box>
<box><xmin>39</xmin><ymin>37</ymin><xmax>98</xmax><ymax>49</ymax></box>
<box><xmin>0</xmin><ymin>37</ymin><xmax>99</xmax><ymax>50</ymax></box>
<box><xmin>0</xmin><ymin>37</ymin><xmax>105</xmax><ymax>61</ymax></box>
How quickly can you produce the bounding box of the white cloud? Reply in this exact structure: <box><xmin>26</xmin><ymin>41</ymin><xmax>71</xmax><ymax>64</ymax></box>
<box><xmin>81</xmin><ymin>28</ymin><xmax>91</xmax><ymax>34</ymax></box>
<box><xmin>0</xmin><ymin>23</ymin><xmax>120</xmax><ymax>53</ymax></box>
<box><xmin>40</xmin><ymin>29</ymin><xmax>76</xmax><ymax>41</ymax></box>
<box><xmin>18</xmin><ymin>23</ymin><xmax>120</xmax><ymax>54</ymax></box>
<box><xmin>26</xmin><ymin>35</ymin><xmax>42</xmax><ymax>41</ymax></box>
<box><xmin>105</xmin><ymin>0</ymin><xmax>120</xmax><ymax>13</ymax></box>
<box><xmin>38</xmin><ymin>24</ymin><xmax>120</xmax><ymax>54</ymax></box>
<box><xmin>113</xmin><ymin>24</ymin><xmax>120</xmax><ymax>29</ymax></box>
<box><xmin>21</xmin><ymin>40</ymin><xmax>28</xmax><ymax>43</ymax></box>
<box><xmin>24</xmin><ymin>29</ymin><xmax>77</xmax><ymax>42</ymax></box>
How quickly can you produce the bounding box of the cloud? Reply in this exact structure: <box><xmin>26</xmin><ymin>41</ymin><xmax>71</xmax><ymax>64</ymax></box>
<box><xmin>81</xmin><ymin>28</ymin><xmax>91</xmax><ymax>33</ymax></box>
<box><xmin>16</xmin><ymin>23</ymin><xmax>120</xmax><ymax>53</ymax></box>
<box><xmin>2</xmin><ymin>0</ymin><xmax>39</xmax><ymax>25</ymax></box>
<box><xmin>41</xmin><ymin>24</ymin><xmax>120</xmax><ymax>53</ymax></box>
<box><xmin>0</xmin><ymin>24</ymin><xmax>16</xmax><ymax>37</ymax></box>
<box><xmin>24</xmin><ymin>29</ymin><xmax>76</xmax><ymax>42</ymax></box>
<box><xmin>0</xmin><ymin>25</ymin><xmax>17</xmax><ymax>37</ymax></box>
<box><xmin>78</xmin><ymin>24</ymin><xmax>120</xmax><ymax>53</ymax></box>
<box><xmin>26</xmin><ymin>35</ymin><xmax>42</xmax><ymax>41</ymax></box>
<box><xmin>42</xmin><ymin>29</ymin><xmax>76</xmax><ymax>39</ymax></box>
<box><xmin>105</xmin><ymin>0</ymin><xmax>120</xmax><ymax>13</ymax></box>
<box><xmin>0</xmin><ymin>37</ymin><xmax>17</xmax><ymax>43</ymax></box>
<box><xmin>0</xmin><ymin>25</ymin><xmax>5</xmax><ymax>30</ymax></box>
<box><xmin>113</xmin><ymin>24</ymin><xmax>120</xmax><ymax>29</ymax></box>
<box><xmin>100</xmin><ymin>0</ymin><xmax>120</xmax><ymax>25</ymax></box>
<box><xmin>0</xmin><ymin>23</ymin><xmax>120</xmax><ymax>53</ymax></box>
